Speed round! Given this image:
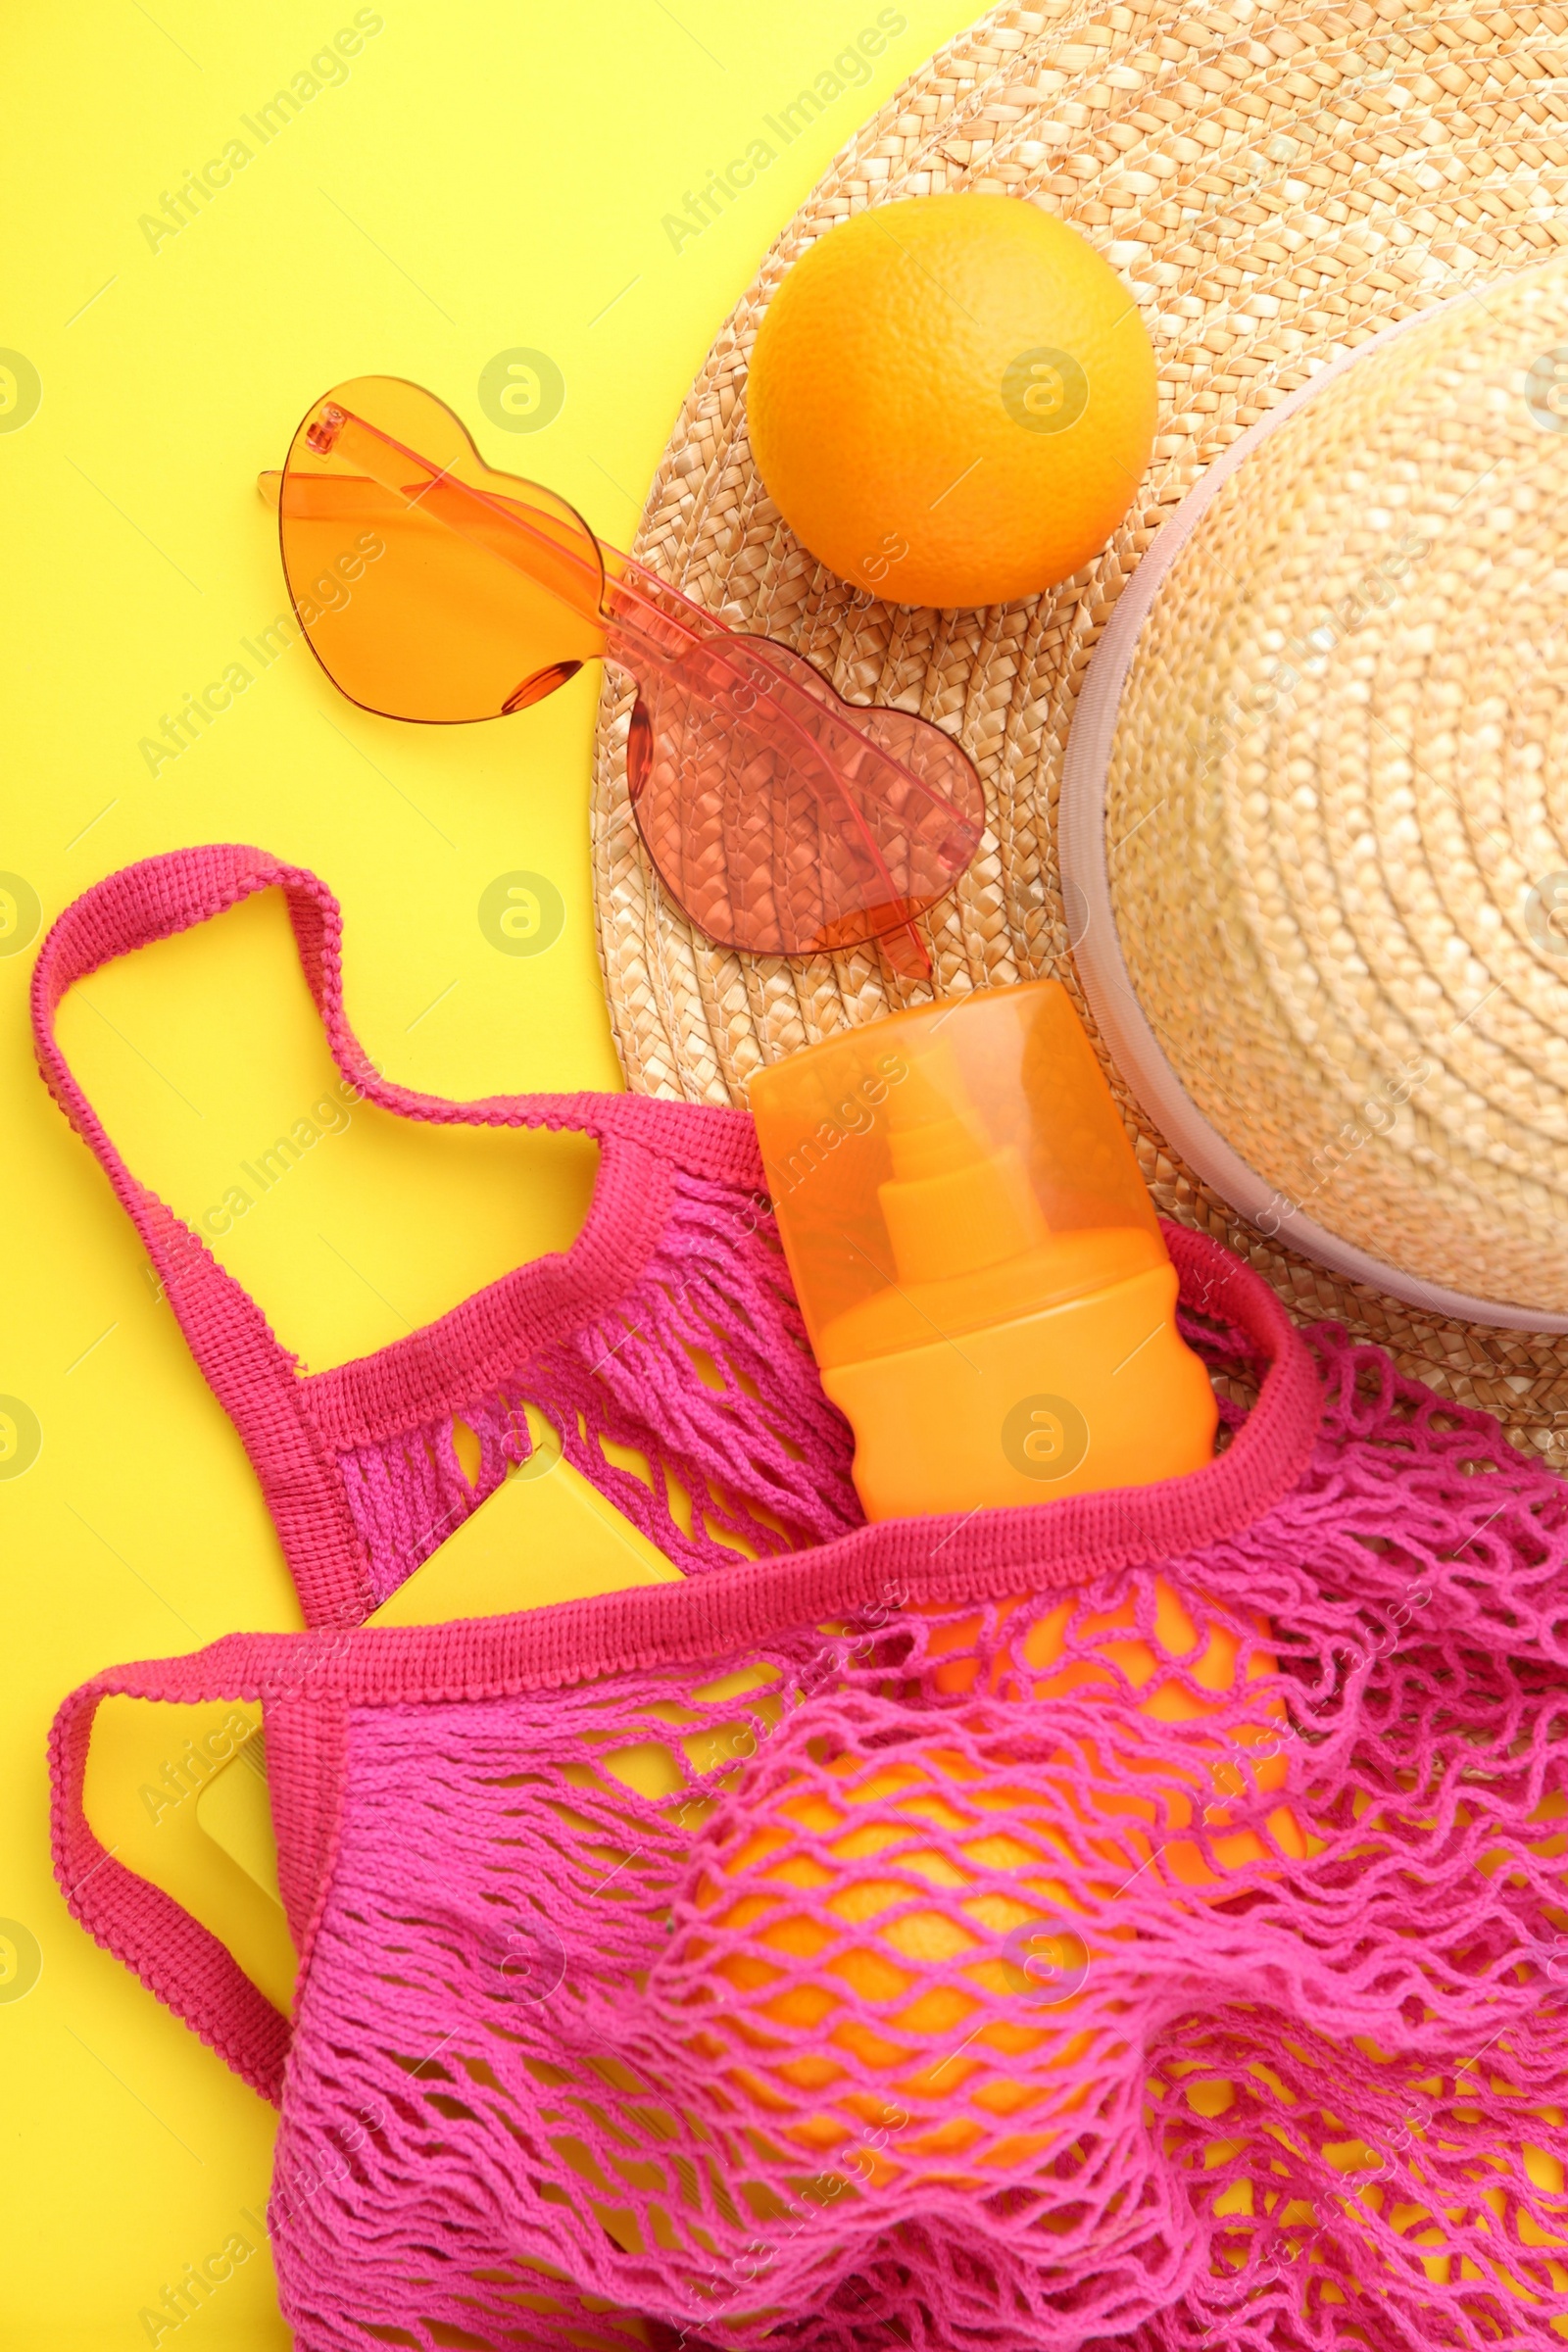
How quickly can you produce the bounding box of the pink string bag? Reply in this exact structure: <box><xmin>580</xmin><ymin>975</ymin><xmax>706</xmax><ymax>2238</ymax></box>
<box><xmin>42</xmin><ymin>850</ymin><xmax>1568</xmax><ymax>2350</ymax></box>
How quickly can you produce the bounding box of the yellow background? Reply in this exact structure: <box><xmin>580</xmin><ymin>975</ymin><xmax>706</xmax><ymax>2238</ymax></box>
<box><xmin>0</xmin><ymin>4</ymin><xmax>976</xmax><ymax>2341</ymax></box>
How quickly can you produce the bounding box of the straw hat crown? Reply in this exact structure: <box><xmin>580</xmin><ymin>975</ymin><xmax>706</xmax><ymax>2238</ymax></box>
<box><xmin>1080</xmin><ymin>259</ymin><xmax>1568</xmax><ymax>1321</ymax></box>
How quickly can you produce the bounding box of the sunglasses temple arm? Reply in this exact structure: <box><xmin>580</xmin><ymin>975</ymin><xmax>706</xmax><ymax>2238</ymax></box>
<box><xmin>602</xmin><ymin>547</ymin><xmax>970</xmax><ymax>820</ymax></box>
<box><xmin>308</xmin><ymin>411</ymin><xmax>615</xmax><ymax>640</ymax></box>
<box><xmin>881</xmin><ymin>918</ymin><xmax>936</xmax><ymax>980</ymax></box>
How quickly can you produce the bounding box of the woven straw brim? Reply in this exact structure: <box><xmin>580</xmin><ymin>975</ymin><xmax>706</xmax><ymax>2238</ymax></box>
<box><xmin>1069</xmin><ymin>259</ymin><xmax>1568</xmax><ymax>1326</ymax></box>
<box><xmin>592</xmin><ymin>0</ymin><xmax>1568</xmax><ymax>1460</ymax></box>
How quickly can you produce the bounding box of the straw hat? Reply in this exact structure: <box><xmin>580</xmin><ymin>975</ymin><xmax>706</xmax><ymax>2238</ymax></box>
<box><xmin>592</xmin><ymin>0</ymin><xmax>1568</xmax><ymax>1460</ymax></box>
<box><xmin>1059</xmin><ymin>264</ymin><xmax>1568</xmax><ymax>1329</ymax></box>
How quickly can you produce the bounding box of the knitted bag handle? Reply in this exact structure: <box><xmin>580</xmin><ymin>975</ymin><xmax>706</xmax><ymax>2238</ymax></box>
<box><xmin>50</xmin><ymin>1226</ymin><xmax>1325</xmax><ymax>2107</ymax></box>
<box><xmin>50</xmin><ymin>1643</ymin><xmax>298</xmax><ymax>2103</ymax></box>
<box><xmin>30</xmin><ymin>846</ymin><xmax>760</xmax><ymax>1627</ymax></box>
<box><xmin>30</xmin><ymin>843</ymin><xmax>753</xmax><ymax>1178</ymax></box>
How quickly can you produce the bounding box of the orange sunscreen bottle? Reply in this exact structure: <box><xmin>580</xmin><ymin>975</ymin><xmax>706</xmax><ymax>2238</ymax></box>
<box><xmin>747</xmin><ymin>980</ymin><xmax>1217</xmax><ymax>1519</ymax></box>
<box><xmin>737</xmin><ymin>985</ymin><xmax>1303</xmax><ymax>2082</ymax></box>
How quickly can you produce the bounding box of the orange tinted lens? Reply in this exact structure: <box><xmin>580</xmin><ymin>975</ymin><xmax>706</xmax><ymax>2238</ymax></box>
<box><xmin>278</xmin><ymin>375</ymin><xmax>606</xmax><ymax>722</ymax></box>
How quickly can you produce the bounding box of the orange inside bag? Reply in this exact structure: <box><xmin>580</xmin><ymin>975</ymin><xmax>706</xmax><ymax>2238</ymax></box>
<box><xmin>662</xmin><ymin>1581</ymin><xmax>1310</xmax><ymax>2203</ymax></box>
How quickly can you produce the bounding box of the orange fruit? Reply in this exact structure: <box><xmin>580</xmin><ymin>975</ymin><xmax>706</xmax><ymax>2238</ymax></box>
<box><xmin>688</xmin><ymin>1740</ymin><xmax>1109</xmax><ymax>2190</ymax></box>
<box><xmin>746</xmin><ymin>193</ymin><xmax>1157</xmax><ymax>609</ymax></box>
<box><xmin>676</xmin><ymin>1586</ymin><xmax>1306</xmax><ymax>2196</ymax></box>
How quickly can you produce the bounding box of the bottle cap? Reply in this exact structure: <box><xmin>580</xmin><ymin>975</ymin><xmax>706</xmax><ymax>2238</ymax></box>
<box><xmin>748</xmin><ymin>980</ymin><xmax>1168</xmax><ymax>1370</ymax></box>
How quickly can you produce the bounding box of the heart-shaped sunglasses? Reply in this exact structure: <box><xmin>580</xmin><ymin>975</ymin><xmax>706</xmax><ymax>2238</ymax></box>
<box><xmin>260</xmin><ymin>376</ymin><xmax>985</xmax><ymax>971</ymax></box>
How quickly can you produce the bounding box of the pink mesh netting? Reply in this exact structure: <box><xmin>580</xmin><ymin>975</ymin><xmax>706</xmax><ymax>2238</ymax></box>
<box><xmin>333</xmin><ymin>1160</ymin><xmax>860</xmax><ymax>1604</ymax></box>
<box><xmin>55</xmin><ymin>1299</ymin><xmax>1568</xmax><ymax>2352</ymax></box>
<box><xmin>38</xmin><ymin>853</ymin><xmax>1568</xmax><ymax>2348</ymax></box>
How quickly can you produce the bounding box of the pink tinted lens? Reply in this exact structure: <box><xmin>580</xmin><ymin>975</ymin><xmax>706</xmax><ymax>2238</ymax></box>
<box><xmin>625</xmin><ymin>636</ymin><xmax>984</xmax><ymax>958</ymax></box>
